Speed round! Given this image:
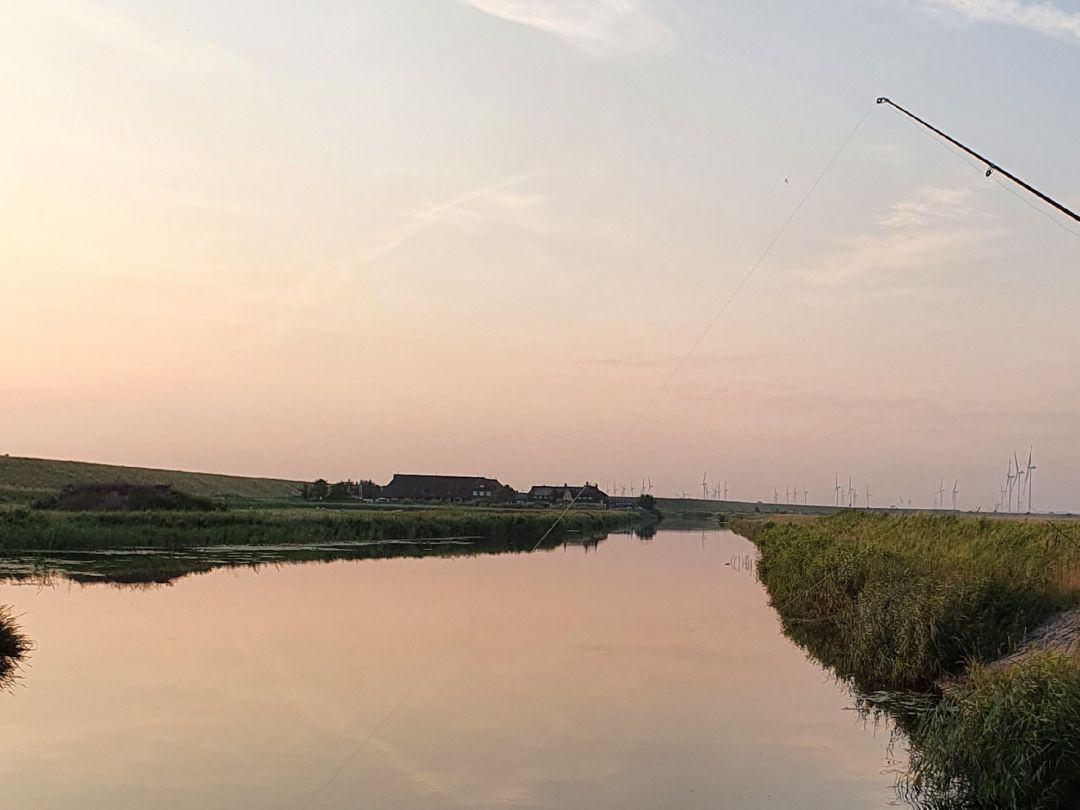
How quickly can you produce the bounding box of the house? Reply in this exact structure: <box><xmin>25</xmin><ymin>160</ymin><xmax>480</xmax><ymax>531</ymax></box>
<box><xmin>381</xmin><ymin>474</ymin><xmax>510</xmax><ymax>503</ymax></box>
<box><xmin>527</xmin><ymin>482</ymin><xmax>608</xmax><ymax>506</ymax></box>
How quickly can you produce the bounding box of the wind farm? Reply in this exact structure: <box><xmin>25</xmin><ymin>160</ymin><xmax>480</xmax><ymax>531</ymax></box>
<box><xmin>638</xmin><ymin>446</ymin><xmax>1060</xmax><ymax>518</ymax></box>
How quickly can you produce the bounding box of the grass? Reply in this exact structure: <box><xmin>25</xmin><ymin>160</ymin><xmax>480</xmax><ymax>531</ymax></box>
<box><xmin>737</xmin><ymin>512</ymin><xmax>1080</xmax><ymax>809</ymax></box>
<box><xmin>0</xmin><ymin>505</ymin><xmax>637</xmax><ymax>552</ymax></box>
<box><xmin>0</xmin><ymin>606</ymin><xmax>31</xmax><ymax>689</ymax></box>
<box><xmin>901</xmin><ymin>653</ymin><xmax>1080</xmax><ymax>809</ymax></box>
<box><xmin>739</xmin><ymin>512</ymin><xmax>1080</xmax><ymax>690</ymax></box>
<box><xmin>0</xmin><ymin>455</ymin><xmax>303</xmax><ymax>504</ymax></box>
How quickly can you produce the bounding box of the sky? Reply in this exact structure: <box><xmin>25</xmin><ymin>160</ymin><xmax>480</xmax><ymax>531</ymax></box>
<box><xmin>2</xmin><ymin>0</ymin><xmax>1079</xmax><ymax>510</ymax></box>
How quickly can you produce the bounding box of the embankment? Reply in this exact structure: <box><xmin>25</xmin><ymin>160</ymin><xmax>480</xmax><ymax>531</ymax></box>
<box><xmin>736</xmin><ymin>513</ymin><xmax>1080</xmax><ymax>809</ymax></box>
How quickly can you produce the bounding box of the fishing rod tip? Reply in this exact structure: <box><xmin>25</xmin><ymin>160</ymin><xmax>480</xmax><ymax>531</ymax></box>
<box><xmin>876</xmin><ymin>97</ymin><xmax>888</xmax><ymax>104</ymax></box>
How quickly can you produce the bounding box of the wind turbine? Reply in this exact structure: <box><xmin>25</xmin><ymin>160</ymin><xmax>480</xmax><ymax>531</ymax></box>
<box><xmin>1006</xmin><ymin>458</ymin><xmax>1016</xmax><ymax>513</ymax></box>
<box><xmin>647</xmin><ymin>477</ymin><xmax>654</xmax><ymax>495</ymax></box>
<box><xmin>722</xmin><ymin>481</ymin><xmax>729</xmax><ymax>500</ymax></box>
<box><xmin>774</xmin><ymin>487</ymin><xmax>779</xmax><ymax>504</ymax></box>
<box><xmin>785</xmin><ymin>485</ymin><xmax>791</xmax><ymax>504</ymax></box>
<box><xmin>803</xmin><ymin>486</ymin><xmax>809</xmax><ymax>505</ymax></box>
<box><xmin>1025</xmin><ymin>448</ymin><xmax>1036</xmax><ymax>513</ymax></box>
<box><xmin>1014</xmin><ymin>451</ymin><xmax>1025</xmax><ymax>513</ymax></box>
<box><xmin>952</xmin><ymin>479</ymin><xmax>959</xmax><ymax>512</ymax></box>
<box><xmin>865</xmin><ymin>484</ymin><xmax>871</xmax><ymax>510</ymax></box>
<box><xmin>848</xmin><ymin>476</ymin><xmax>855</xmax><ymax>508</ymax></box>
<box><xmin>701</xmin><ymin>471</ymin><xmax>709</xmax><ymax>501</ymax></box>
<box><xmin>833</xmin><ymin>474</ymin><xmax>841</xmax><ymax>507</ymax></box>
<box><xmin>937</xmin><ymin>478</ymin><xmax>945</xmax><ymax>511</ymax></box>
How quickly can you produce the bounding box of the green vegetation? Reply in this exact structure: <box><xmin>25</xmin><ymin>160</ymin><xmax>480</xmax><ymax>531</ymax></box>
<box><xmin>741</xmin><ymin>512</ymin><xmax>1080</xmax><ymax>689</ymax></box>
<box><xmin>738</xmin><ymin>513</ymin><xmax>1080</xmax><ymax>809</ymax></box>
<box><xmin>900</xmin><ymin>653</ymin><xmax>1080</xmax><ymax>810</ymax></box>
<box><xmin>0</xmin><ymin>504</ymin><xmax>635</xmax><ymax>553</ymax></box>
<box><xmin>300</xmin><ymin>478</ymin><xmax>382</xmax><ymax>501</ymax></box>
<box><xmin>0</xmin><ymin>606</ymin><xmax>30</xmax><ymax>689</ymax></box>
<box><xmin>0</xmin><ymin>455</ymin><xmax>303</xmax><ymax>505</ymax></box>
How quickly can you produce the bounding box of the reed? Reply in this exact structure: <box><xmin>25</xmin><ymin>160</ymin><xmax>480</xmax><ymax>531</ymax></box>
<box><xmin>0</xmin><ymin>505</ymin><xmax>637</xmax><ymax>552</ymax></box>
<box><xmin>0</xmin><ymin>606</ymin><xmax>31</xmax><ymax>688</ymax></box>
<box><xmin>901</xmin><ymin>653</ymin><xmax>1080</xmax><ymax>809</ymax></box>
<box><xmin>738</xmin><ymin>513</ymin><xmax>1080</xmax><ymax>809</ymax></box>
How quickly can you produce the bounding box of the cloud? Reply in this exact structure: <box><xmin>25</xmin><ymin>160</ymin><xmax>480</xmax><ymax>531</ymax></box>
<box><xmin>800</xmin><ymin>180</ymin><xmax>993</xmax><ymax>290</ymax></box>
<box><xmin>462</xmin><ymin>0</ymin><xmax>673</xmax><ymax>56</ymax></box>
<box><xmin>804</xmin><ymin>227</ymin><xmax>986</xmax><ymax>287</ymax></box>
<box><xmin>363</xmin><ymin>174</ymin><xmax>545</xmax><ymax>263</ymax></box>
<box><xmin>922</xmin><ymin>0</ymin><xmax>1080</xmax><ymax>46</ymax></box>
<box><xmin>878</xmin><ymin>185</ymin><xmax>974</xmax><ymax>228</ymax></box>
<box><xmin>43</xmin><ymin>0</ymin><xmax>245</xmax><ymax>72</ymax></box>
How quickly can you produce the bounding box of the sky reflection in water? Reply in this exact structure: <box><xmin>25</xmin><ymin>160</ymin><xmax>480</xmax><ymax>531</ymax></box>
<box><xmin>0</xmin><ymin>530</ymin><xmax>903</xmax><ymax>809</ymax></box>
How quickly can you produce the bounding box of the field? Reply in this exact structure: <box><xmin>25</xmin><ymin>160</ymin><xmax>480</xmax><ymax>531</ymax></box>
<box><xmin>738</xmin><ymin>512</ymin><xmax>1080</xmax><ymax>808</ymax></box>
<box><xmin>0</xmin><ymin>455</ymin><xmax>304</xmax><ymax>505</ymax></box>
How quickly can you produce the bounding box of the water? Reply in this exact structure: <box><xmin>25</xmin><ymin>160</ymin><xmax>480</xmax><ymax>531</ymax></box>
<box><xmin>0</xmin><ymin>529</ymin><xmax>904</xmax><ymax>808</ymax></box>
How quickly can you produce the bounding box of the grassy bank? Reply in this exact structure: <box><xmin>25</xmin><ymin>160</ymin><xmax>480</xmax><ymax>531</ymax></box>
<box><xmin>738</xmin><ymin>513</ymin><xmax>1080</xmax><ymax>808</ymax></box>
<box><xmin>0</xmin><ymin>505</ymin><xmax>637</xmax><ymax>552</ymax></box>
<box><xmin>0</xmin><ymin>455</ymin><xmax>302</xmax><ymax>505</ymax></box>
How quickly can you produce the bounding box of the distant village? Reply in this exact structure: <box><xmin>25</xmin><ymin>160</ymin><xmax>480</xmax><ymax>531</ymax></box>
<box><xmin>300</xmin><ymin>473</ymin><xmax>644</xmax><ymax>509</ymax></box>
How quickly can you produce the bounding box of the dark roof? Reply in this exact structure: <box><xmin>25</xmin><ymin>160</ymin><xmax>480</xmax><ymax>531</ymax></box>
<box><xmin>382</xmin><ymin>474</ymin><xmax>504</xmax><ymax>500</ymax></box>
<box><xmin>528</xmin><ymin>483</ymin><xmax>608</xmax><ymax>499</ymax></box>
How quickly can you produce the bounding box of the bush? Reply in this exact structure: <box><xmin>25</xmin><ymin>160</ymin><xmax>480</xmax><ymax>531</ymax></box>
<box><xmin>35</xmin><ymin>482</ymin><xmax>222</xmax><ymax>512</ymax></box>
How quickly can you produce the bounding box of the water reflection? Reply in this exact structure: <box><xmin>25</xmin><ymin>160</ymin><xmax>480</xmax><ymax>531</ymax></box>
<box><xmin>0</xmin><ymin>533</ymin><xmax>607</xmax><ymax>589</ymax></box>
<box><xmin>0</xmin><ymin>530</ymin><xmax>904</xmax><ymax>809</ymax></box>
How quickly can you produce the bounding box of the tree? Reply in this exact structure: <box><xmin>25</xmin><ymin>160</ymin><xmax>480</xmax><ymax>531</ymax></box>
<box><xmin>358</xmin><ymin>479</ymin><xmax>381</xmax><ymax>499</ymax></box>
<box><xmin>309</xmin><ymin>479</ymin><xmax>330</xmax><ymax>501</ymax></box>
<box><xmin>327</xmin><ymin>480</ymin><xmax>355</xmax><ymax>501</ymax></box>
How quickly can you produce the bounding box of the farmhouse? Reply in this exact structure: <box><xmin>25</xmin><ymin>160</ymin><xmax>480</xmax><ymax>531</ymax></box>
<box><xmin>527</xmin><ymin>482</ymin><xmax>608</xmax><ymax>506</ymax></box>
<box><xmin>381</xmin><ymin>474</ymin><xmax>508</xmax><ymax>503</ymax></box>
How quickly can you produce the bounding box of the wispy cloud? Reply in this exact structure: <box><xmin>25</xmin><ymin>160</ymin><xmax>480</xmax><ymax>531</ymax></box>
<box><xmin>922</xmin><ymin>0</ymin><xmax>1080</xmax><ymax>46</ymax></box>
<box><xmin>462</xmin><ymin>0</ymin><xmax>673</xmax><ymax>56</ymax></box>
<box><xmin>878</xmin><ymin>185</ymin><xmax>974</xmax><ymax>229</ymax></box>
<box><xmin>363</xmin><ymin>174</ymin><xmax>545</xmax><ymax>263</ymax></box>
<box><xmin>800</xmin><ymin>180</ymin><xmax>993</xmax><ymax>291</ymax></box>
<box><xmin>43</xmin><ymin>0</ymin><xmax>245</xmax><ymax>72</ymax></box>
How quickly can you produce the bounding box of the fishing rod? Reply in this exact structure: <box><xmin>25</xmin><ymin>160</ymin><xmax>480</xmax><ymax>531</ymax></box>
<box><xmin>876</xmin><ymin>97</ymin><xmax>1080</xmax><ymax>225</ymax></box>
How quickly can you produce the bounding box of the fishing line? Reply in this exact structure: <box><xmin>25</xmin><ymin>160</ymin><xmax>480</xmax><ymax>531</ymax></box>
<box><xmin>619</xmin><ymin>102</ymin><xmax>875</xmax><ymax>442</ymax></box>
<box><xmin>530</xmin><ymin>485</ymin><xmax>589</xmax><ymax>552</ymax></box>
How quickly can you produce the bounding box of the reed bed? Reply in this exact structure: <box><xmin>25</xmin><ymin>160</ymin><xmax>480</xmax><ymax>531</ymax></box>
<box><xmin>0</xmin><ymin>505</ymin><xmax>636</xmax><ymax>552</ymax></box>
<box><xmin>737</xmin><ymin>513</ymin><xmax>1080</xmax><ymax>809</ymax></box>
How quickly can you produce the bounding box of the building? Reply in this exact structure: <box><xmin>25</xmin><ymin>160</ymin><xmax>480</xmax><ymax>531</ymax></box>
<box><xmin>381</xmin><ymin>474</ymin><xmax>509</xmax><ymax>503</ymax></box>
<box><xmin>527</xmin><ymin>482</ymin><xmax>608</xmax><ymax>506</ymax></box>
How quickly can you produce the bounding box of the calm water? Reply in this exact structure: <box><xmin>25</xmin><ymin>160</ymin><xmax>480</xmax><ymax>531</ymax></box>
<box><xmin>0</xmin><ymin>530</ymin><xmax>904</xmax><ymax>808</ymax></box>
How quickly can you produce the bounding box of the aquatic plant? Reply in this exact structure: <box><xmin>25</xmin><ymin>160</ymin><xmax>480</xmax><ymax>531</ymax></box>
<box><xmin>901</xmin><ymin>653</ymin><xmax>1080</xmax><ymax>810</ymax></box>
<box><xmin>0</xmin><ymin>606</ymin><xmax>31</xmax><ymax>689</ymax></box>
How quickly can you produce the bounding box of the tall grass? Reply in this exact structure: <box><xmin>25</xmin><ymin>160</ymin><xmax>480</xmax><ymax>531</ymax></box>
<box><xmin>0</xmin><ymin>606</ymin><xmax>30</xmax><ymax>689</ymax></box>
<box><xmin>0</xmin><ymin>505</ymin><xmax>637</xmax><ymax>552</ymax></box>
<box><xmin>742</xmin><ymin>513</ymin><xmax>1080</xmax><ymax>689</ymax></box>
<box><xmin>901</xmin><ymin>653</ymin><xmax>1080</xmax><ymax>809</ymax></box>
<box><xmin>738</xmin><ymin>513</ymin><xmax>1080</xmax><ymax>809</ymax></box>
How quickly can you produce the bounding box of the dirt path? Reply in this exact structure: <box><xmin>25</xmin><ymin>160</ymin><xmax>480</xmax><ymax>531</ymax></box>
<box><xmin>989</xmin><ymin>608</ymin><xmax>1080</xmax><ymax>670</ymax></box>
